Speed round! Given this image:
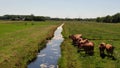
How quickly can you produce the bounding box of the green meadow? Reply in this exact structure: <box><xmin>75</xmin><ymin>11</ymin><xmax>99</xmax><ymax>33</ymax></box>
<box><xmin>1</xmin><ymin>20</ymin><xmax>120</xmax><ymax>68</ymax></box>
<box><xmin>0</xmin><ymin>21</ymin><xmax>60</xmax><ymax>68</ymax></box>
<box><xmin>59</xmin><ymin>21</ymin><xmax>120</xmax><ymax>68</ymax></box>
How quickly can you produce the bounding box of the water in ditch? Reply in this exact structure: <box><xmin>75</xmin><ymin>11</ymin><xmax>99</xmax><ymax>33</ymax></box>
<box><xmin>28</xmin><ymin>24</ymin><xmax>64</xmax><ymax>68</ymax></box>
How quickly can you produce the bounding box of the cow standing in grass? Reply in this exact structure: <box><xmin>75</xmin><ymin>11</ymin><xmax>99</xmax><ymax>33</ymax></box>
<box><xmin>78</xmin><ymin>39</ymin><xmax>94</xmax><ymax>55</ymax></box>
<box><xmin>99</xmin><ymin>43</ymin><xmax>115</xmax><ymax>58</ymax></box>
<box><xmin>105</xmin><ymin>44</ymin><xmax>115</xmax><ymax>56</ymax></box>
<box><xmin>99</xmin><ymin>43</ymin><xmax>106</xmax><ymax>58</ymax></box>
<box><xmin>99</xmin><ymin>43</ymin><xmax>106</xmax><ymax>54</ymax></box>
<box><xmin>69</xmin><ymin>34</ymin><xmax>82</xmax><ymax>46</ymax></box>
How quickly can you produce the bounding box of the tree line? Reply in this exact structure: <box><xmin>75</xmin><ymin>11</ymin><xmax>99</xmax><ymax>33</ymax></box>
<box><xmin>0</xmin><ymin>13</ymin><xmax>120</xmax><ymax>23</ymax></box>
<box><xmin>0</xmin><ymin>14</ymin><xmax>95</xmax><ymax>21</ymax></box>
<box><xmin>96</xmin><ymin>13</ymin><xmax>120</xmax><ymax>23</ymax></box>
<box><xmin>0</xmin><ymin>14</ymin><xmax>50</xmax><ymax>21</ymax></box>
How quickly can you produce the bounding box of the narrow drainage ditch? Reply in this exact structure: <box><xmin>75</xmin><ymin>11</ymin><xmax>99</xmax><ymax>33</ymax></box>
<box><xmin>28</xmin><ymin>24</ymin><xmax>64</xmax><ymax>68</ymax></box>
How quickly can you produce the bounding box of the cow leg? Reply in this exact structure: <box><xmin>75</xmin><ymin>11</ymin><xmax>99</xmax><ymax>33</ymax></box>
<box><xmin>111</xmin><ymin>47</ymin><xmax>114</xmax><ymax>56</ymax></box>
<box><xmin>106</xmin><ymin>49</ymin><xmax>110</xmax><ymax>56</ymax></box>
<box><xmin>90</xmin><ymin>46</ymin><xmax>94</xmax><ymax>55</ymax></box>
<box><xmin>83</xmin><ymin>46</ymin><xmax>87</xmax><ymax>54</ymax></box>
<box><xmin>86</xmin><ymin>46</ymin><xmax>89</xmax><ymax>54</ymax></box>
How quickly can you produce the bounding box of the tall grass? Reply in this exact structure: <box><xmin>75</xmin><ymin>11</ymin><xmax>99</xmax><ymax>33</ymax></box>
<box><xmin>59</xmin><ymin>21</ymin><xmax>120</xmax><ymax>68</ymax></box>
<box><xmin>0</xmin><ymin>21</ymin><xmax>60</xmax><ymax>68</ymax></box>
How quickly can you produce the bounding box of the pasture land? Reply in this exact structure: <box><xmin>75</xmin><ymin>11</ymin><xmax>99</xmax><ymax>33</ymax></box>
<box><xmin>59</xmin><ymin>21</ymin><xmax>120</xmax><ymax>68</ymax></box>
<box><xmin>0</xmin><ymin>21</ymin><xmax>60</xmax><ymax>68</ymax></box>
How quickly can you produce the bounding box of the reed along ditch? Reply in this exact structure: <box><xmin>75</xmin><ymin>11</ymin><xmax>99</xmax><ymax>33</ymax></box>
<box><xmin>28</xmin><ymin>24</ymin><xmax>64</xmax><ymax>68</ymax></box>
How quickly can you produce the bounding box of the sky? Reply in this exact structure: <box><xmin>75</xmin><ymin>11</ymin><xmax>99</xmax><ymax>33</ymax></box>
<box><xmin>0</xmin><ymin>0</ymin><xmax>120</xmax><ymax>18</ymax></box>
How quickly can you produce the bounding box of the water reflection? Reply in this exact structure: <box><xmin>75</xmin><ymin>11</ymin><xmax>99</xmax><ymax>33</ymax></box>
<box><xmin>28</xmin><ymin>24</ymin><xmax>64</xmax><ymax>68</ymax></box>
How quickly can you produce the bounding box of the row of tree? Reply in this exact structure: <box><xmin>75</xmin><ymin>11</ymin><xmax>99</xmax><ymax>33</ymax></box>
<box><xmin>0</xmin><ymin>14</ymin><xmax>96</xmax><ymax>21</ymax></box>
<box><xmin>0</xmin><ymin>14</ymin><xmax>50</xmax><ymax>21</ymax></box>
<box><xmin>96</xmin><ymin>13</ymin><xmax>120</xmax><ymax>23</ymax></box>
<box><xmin>0</xmin><ymin>14</ymin><xmax>95</xmax><ymax>21</ymax></box>
<box><xmin>0</xmin><ymin>13</ymin><xmax>120</xmax><ymax>23</ymax></box>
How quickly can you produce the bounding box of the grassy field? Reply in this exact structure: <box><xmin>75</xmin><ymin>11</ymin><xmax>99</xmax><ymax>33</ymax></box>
<box><xmin>59</xmin><ymin>21</ymin><xmax>120</xmax><ymax>68</ymax></box>
<box><xmin>0</xmin><ymin>21</ymin><xmax>60</xmax><ymax>68</ymax></box>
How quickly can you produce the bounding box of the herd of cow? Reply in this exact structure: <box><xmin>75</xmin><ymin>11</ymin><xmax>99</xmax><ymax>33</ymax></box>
<box><xmin>69</xmin><ymin>34</ymin><xmax>115</xmax><ymax>58</ymax></box>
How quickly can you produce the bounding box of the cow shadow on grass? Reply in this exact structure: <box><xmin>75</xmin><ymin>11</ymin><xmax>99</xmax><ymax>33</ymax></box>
<box><xmin>100</xmin><ymin>53</ymin><xmax>117</xmax><ymax>60</ymax></box>
<box><xmin>77</xmin><ymin>49</ymin><xmax>94</xmax><ymax>57</ymax></box>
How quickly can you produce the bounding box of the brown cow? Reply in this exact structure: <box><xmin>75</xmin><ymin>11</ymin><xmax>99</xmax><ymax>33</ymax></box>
<box><xmin>99</xmin><ymin>43</ymin><xmax>115</xmax><ymax>58</ymax></box>
<box><xmin>78</xmin><ymin>39</ymin><xmax>94</xmax><ymax>55</ymax></box>
<box><xmin>78</xmin><ymin>39</ymin><xmax>88</xmax><ymax>48</ymax></box>
<box><xmin>99</xmin><ymin>43</ymin><xmax>106</xmax><ymax>54</ymax></box>
<box><xmin>69</xmin><ymin>34</ymin><xmax>82</xmax><ymax>40</ymax></box>
<box><xmin>69</xmin><ymin>34</ymin><xmax>82</xmax><ymax>45</ymax></box>
<box><xmin>105</xmin><ymin>44</ymin><xmax>114</xmax><ymax>56</ymax></box>
<box><xmin>76</xmin><ymin>38</ymin><xmax>83</xmax><ymax>46</ymax></box>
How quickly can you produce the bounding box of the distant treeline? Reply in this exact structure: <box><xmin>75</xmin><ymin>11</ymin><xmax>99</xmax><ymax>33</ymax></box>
<box><xmin>0</xmin><ymin>14</ymin><xmax>95</xmax><ymax>21</ymax></box>
<box><xmin>0</xmin><ymin>13</ymin><xmax>120</xmax><ymax>23</ymax></box>
<box><xmin>96</xmin><ymin>13</ymin><xmax>120</xmax><ymax>23</ymax></box>
<box><xmin>0</xmin><ymin>15</ymin><xmax>50</xmax><ymax>21</ymax></box>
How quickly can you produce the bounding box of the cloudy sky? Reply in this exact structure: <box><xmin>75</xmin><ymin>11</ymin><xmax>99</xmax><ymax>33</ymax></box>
<box><xmin>0</xmin><ymin>0</ymin><xmax>120</xmax><ymax>18</ymax></box>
